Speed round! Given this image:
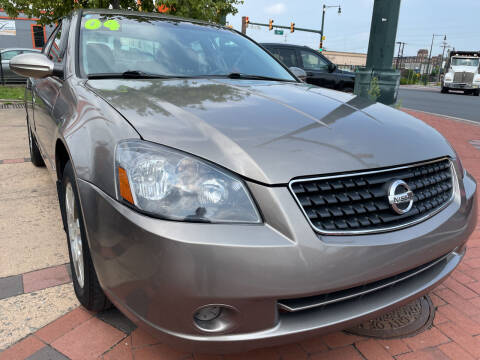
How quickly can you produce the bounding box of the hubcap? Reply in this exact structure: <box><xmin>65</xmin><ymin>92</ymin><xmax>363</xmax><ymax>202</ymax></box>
<box><xmin>65</xmin><ymin>182</ymin><xmax>84</xmax><ymax>288</ymax></box>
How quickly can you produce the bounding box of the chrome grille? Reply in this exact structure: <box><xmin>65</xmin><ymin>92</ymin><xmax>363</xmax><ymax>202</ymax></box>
<box><xmin>289</xmin><ymin>158</ymin><xmax>454</xmax><ymax>235</ymax></box>
<box><xmin>453</xmin><ymin>71</ymin><xmax>475</xmax><ymax>84</ymax></box>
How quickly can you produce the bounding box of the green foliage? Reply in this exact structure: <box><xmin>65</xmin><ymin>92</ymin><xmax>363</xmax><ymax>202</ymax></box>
<box><xmin>0</xmin><ymin>0</ymin><xmax>243</xmax><ymax>25</ymax></box>
<box><xmin>368</xmin><ymin>76</ymin><xmax>381</xmax><ymax>102</ymax></box>
<box><xmin>0</xmin><ymin>85</ymin><xmax>24</xmax><ymax>100</ymax></box>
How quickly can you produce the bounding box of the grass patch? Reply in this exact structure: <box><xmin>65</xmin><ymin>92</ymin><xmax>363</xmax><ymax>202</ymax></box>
<box><xmin>0</xmin><ymin>85</ymin><xmax>25</xmax><ymax>100</ymax></box>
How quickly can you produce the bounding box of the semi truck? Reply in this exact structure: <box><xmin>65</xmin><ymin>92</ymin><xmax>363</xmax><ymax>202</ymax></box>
<box><xmin>441</xmin><ymin>51</ymin><xmax>480</xmax><ymax>96</ymax></box>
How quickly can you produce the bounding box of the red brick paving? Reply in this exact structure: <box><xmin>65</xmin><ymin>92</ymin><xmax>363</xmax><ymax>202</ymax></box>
<box><xmin>0</xmin><ymin>336</ymin><xmax>44</xmax><ymax>360</ymax></box>
<box><xmin>2</xmin><ymin>109</ymin><xmax>480</xmax><ymax>359</ymax></box>
<box><xmin>22</xmin><ymin>264</ymin><xmax>71</xmax><ymax>293</ymax></box>
<box><xmin>51</xmin><ymin>317</ymin><xmax>125</xmax><ymax>360</ymax></box>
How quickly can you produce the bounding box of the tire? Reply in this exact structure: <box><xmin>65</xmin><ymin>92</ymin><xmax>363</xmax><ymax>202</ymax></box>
<box><xmin>474</xmin><ymin>90</ymin><xmax>480</xmax><ymax>97</ymax></box>
<box><xmin>61</xmin><ymin>161</ymin><xmax>111</xmax><ymax>311</ymax></box>
<box><xmin>27</xmin><ymin>120</ymin><xmax>45</xmax><ymax>167</ymax></box>
<box><xmin>441</xmin><ymin>87</ymin><xmax>448</xmax><ymax>94</ymax></box>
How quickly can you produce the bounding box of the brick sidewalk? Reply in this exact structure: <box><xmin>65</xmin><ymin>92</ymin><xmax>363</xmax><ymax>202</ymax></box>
<box><xmin>0</xmin><ymin>109</ymin><xmax>479</xmax><ymax>360</ymax></box>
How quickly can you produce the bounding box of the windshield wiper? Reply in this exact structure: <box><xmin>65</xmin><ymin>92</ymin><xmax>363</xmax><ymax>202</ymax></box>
<box><xmin>87</xmin><ymin>71</ymin><xmax>187</xmax><ymax>80</ymax></box>
<box><xmin>225</xmin><ymin>73</ymin><xmax>296</xmax><ymax>82</ymax></box>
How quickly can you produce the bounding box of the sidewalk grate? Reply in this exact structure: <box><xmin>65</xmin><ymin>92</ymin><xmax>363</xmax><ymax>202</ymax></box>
<box><xmin>0</xmin><ymin>103</ymin><xmax>25</xmax><ymax>110</ymax></box>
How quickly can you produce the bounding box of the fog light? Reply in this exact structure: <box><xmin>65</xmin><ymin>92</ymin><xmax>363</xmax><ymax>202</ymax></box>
<box><xmin>194</xmin><ymin>305</ymin><xmax>222</xmax><ymax>322</ymax></box>
<box><xmin>193</xmin><ymin>304</ymin><xmax>239</xmax><ymax>333</ymax></box>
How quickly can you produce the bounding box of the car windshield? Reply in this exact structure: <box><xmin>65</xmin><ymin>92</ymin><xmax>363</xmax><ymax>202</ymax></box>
<box><xmin>451</xmin><ymin>57</ymin><xmax>479</xmax><ymax>67</ymax></box>
<box><xmin>79</xmin><ymin>13</ymin><xmax>295</xmax><ymax>81</ymax></box>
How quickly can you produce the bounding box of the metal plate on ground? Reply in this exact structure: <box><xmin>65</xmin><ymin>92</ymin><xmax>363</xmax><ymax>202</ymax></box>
<box><xmin>346</xmin><ymin>295</ymin><xmax>435</xmax><ymax>339</ymax></box>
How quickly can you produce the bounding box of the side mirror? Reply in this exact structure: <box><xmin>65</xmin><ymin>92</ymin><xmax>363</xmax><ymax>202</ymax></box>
<box><xmin>328</xmin><ymin>63</ymin><xmax>337</xmax><ymax>73</ymax></box>
<box><xmin>289</xmin><ymin>67</ymin><xmax>307</xmax><ymax>82</ymax></box>
<box><xmin>9</xmin><ymin>53</ymin><xmax>63</xmax><ymax>79</ymax></box>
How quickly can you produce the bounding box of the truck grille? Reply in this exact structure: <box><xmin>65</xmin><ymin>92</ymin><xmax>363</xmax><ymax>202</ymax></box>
<box><xmin>453</xmin><ymin>71</ymin><xmax>475</xmax><ymax>84</ymax></box>
<box><xmin>289</xmin><ymin>158</ymin><xmax>454</xmax><ymax>235</ymax></box>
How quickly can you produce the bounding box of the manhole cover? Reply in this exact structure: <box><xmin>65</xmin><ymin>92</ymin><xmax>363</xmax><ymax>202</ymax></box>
<box><xmin>346</xmin><ymin>295</ymin><xmax>435</xmax><ymax>339</ymax></box>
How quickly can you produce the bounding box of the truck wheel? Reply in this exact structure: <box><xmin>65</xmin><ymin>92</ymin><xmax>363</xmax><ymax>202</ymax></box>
<box><xmin>61</xmin><ymin>161</ymin><xmax>111</xmax><ymax>312</ymax></box>
<box><xmin>474</xmin><ymin>90</ymin><xmax>480</xmax><ymax>97</ymax></box>
<box><xmin>441</xmin><ymin>87</ymin><xmax>448</xmax><ymax>94</ymax></box>
<box><xmin>27</xmin><ymin>119</ymin><xmax>45</xmax><ymax>167</ymax></box>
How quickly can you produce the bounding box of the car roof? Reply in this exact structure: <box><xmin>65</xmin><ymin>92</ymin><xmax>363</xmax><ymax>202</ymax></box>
<box><xmin>80</xmin><ymin>8</ymin><xmax>230</xmax><ymax>30</ymax></box>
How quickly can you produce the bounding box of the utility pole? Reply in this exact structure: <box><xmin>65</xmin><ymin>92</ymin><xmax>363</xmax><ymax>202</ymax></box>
<box><xmin>438</xmin><ymin>37</ymin><xmax>448</xmax><ymax>82</ymax></box>
<box><xmin>320</xmin><ymin>4</ymin><xmax>341</xmax><ymax>50</ymax></box>
<box><xmin>395</xmin><ymin>41</ymin><xmax>406</xmax><ymax>69</ymax></box>
<box><xmin>356</xmin><ymin>0</ymin><xmax>402</xmax><ymax>105</ymax></box>
<box><xmin>425</xmin><ymin>34</ymin><xmax>446</xmax><ymax>83</ymax></box>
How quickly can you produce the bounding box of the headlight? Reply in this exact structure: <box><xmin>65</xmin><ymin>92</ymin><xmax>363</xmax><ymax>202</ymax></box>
<box><xmin>444</xmin><ymin>73</ymin><xmax>453</xmax><ymax>82</ymax></box>
<box><xmin>474</xmin><ymin>76</ymin><xmax>480</xmax><ymax>83</ymax></box>
<box><xmin>115</xmin><ymin>140</ymin><xmax>261</xmax><ymax>223</ymax></box>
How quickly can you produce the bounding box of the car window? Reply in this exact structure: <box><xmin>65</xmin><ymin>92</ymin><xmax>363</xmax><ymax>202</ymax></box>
<box><xmin>300</xmin><ymin>50</ymin><xmax>329</xmax><ymax>71</ymax></box>
<box><xmin>79</xmin><ymin>14</ymin><xmax>295</xmax><ymax>81</ymax></box>
<box><xmin>46</xmin><ymin>18</ymin><xmax>70</xmax><ymax>64</ymax></box>
<box><xmin>270</xmin><ymin>48</ymin><xmax>298</xmax><ymax>68</ymax></box>
<box><xmin>1</xmin><ymin>50</ymin><xmax>21</xmax><ymax>61</ymax></box>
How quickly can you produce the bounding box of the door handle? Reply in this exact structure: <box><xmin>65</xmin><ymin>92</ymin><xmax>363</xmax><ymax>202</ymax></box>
<box><xmin>307</xmin><ymin>72</ymin><xmax>314</xmax><ymax>77</ymax></box>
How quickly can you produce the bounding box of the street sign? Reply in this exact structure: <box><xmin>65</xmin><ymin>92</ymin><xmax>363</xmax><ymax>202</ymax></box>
<box><xmin>274</xmin><ymin>30</ymin><xmax>284</xmax><ymax>35</ymax></box>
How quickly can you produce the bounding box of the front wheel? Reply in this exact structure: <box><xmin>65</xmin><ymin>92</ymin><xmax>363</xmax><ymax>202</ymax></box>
<box><xmin>441</xmin><ymin>87</ymin><xmax>448</xmax><ymax>94</ymax></box>
<box><xmin>61</xmin><ymin>161</ymin><xmax>111</xmax><ymax>311</ymax></box>
<box><xmin>474</xmin><ymin>89</ymin><xmax>480</xmax><ymax>97</ymax></box>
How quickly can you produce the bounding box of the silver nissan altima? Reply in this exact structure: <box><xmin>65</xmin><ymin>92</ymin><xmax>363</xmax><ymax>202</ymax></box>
<box><xmin>10</xmin><ymin>9</ymin><xmax>477</xmax><ymax>353</ymax></box>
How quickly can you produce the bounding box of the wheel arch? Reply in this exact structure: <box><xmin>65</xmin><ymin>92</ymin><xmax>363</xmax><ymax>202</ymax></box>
<box><xmin>55</xmin><ymin>139</ymin><xmax>71</xmax><ymax>182</ymax></box>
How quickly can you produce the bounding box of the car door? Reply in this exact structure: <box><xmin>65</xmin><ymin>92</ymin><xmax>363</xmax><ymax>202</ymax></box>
<box><xmin>1</xmin><ymin>50</ymin><xmax>22</xmax><ymax>83</ymax></box>
<box><xmin>299</xmin><ymin>49</ymin><xmax>336</xmax><ymax>89</ymax></box>
<box><xmin>33</xmin><ymin>19</ymin><xmax>70</xmax><ymax>170</ymax></box>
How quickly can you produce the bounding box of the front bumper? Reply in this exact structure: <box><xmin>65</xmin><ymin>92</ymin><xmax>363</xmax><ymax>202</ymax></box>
<box><xmin>444</xmin><ymin>82</ymin><xmax>480</xmax><ymax>90</ymax></box>
<box><xmin>77</xmin><ymin>171</ymin><xmax>477</xmax><ymax>353</ymax></box>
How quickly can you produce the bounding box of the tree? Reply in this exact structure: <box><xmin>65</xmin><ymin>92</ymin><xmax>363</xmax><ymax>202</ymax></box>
<box><xmin>0</xmin><ymin>0</ymin><xmax>243</xmax><ymax>25</ymax></box>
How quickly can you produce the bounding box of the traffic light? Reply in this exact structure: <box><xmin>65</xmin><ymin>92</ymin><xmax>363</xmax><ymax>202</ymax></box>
<box><xmin>290</xmin><ymin>22</ymin><xmax>295</xmax><ymax>33</ymax></box>
<box><xmin>269</xmin><ymin>19</ymin><xmax>274</xmax><ymax>30</ymax></box>
<box><xmin>245</xmin><ymin>16</ymin><xmax>249</xmax><ymax>26</ymax></box>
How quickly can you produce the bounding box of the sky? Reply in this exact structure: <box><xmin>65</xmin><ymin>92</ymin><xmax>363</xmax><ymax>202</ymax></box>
<box><xmin>227</xmin><ymin>0</ymin><xmax>480</xmax><ymax>57</ymax></box>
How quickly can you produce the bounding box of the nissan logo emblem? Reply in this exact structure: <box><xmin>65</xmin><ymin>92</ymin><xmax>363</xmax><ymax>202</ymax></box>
<box><xmin>388</xmin><ymin>180</ymin><xmax>414</xmax><ymax>215</ymax></box>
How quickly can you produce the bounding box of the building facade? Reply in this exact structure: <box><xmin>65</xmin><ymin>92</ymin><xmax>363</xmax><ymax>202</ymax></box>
<box><xmin>0</xmin><ymin>10</ymin><xmax>55</xmax><ymax>50</ymax></box>
<box><xmin>322</xmin><ymin>51</ymin><xmax>367</xmax><ymax>70</ymax></box>
<box><xmin>393</xmin><ymin>49</ymin><xmax>443</xmax><ymax>73</ymax></box>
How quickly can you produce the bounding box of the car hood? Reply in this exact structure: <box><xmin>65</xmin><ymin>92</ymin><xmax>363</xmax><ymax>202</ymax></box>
<box><xmin>87</xmin><ymin>79</ymin><xmax>454</xmax><ymax>184</ymax></box>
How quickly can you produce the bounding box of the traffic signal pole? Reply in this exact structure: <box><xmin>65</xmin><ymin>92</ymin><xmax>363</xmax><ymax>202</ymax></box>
<box><xmin>320</xmin><ymin>6</ymin><xmax>326</xmax><ymax>49</ymax></box>
<box><xmin>244</xmin><ymin>20</ymin><xmax>322</xmax><ymax>35</ymax></box>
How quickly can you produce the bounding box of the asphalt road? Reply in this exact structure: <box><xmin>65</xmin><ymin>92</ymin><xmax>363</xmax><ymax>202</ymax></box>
<box><xmin>398</xmin><ymin>88</ymin><xmax>480</xmax><ymax>123</ymax></box>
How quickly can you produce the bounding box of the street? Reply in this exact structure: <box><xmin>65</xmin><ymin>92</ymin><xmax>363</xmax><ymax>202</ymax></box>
<box><xmin>398</xmin><ymin>87</ymin><xmax>480</xmax><ymax>123</ymax></box>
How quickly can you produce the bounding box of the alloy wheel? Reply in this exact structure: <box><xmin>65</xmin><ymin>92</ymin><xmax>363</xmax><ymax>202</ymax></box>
<box><xmin>65</xmin><ymin>182</ymin><xmax>85</xmax><ymax>288</ymax></box>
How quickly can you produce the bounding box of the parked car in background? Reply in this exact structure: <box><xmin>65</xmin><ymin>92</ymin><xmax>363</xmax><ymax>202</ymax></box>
<box><xmin>1</xmin><ymin>48</ymin><xmax>40</xmax><ymax>83</ymax></box>
<box><xmin>262</xmin><ymin>43</ymin><xmax>356</xmax><ymax>92</ymax></box>
<box><xmin>10</xmin><ymin>9</ymin><xmax>477</xmax><ymax>354</ymax></box>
